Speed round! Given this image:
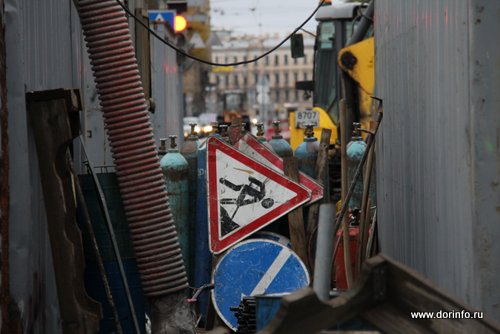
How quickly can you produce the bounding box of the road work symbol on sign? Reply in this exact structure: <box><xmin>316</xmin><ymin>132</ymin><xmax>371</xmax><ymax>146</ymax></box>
<box><xmin>211</xmin><ymin>239</ymin><xmax>310</xmax><ymax>331</ymax></box>
<box><xmin>207</xmin><ymin>137</ymin><xmax>310</xmax><ymax>254</ymax></box>
<box><xmin>234</xmin><ymin>133</ymin><xmax>323</xmax><ymax>204</ymax></box>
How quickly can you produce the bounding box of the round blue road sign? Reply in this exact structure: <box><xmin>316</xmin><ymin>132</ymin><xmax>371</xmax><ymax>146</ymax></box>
<box><xmin>212</xmin><ymin>239</ymin><xmax>310</xmax><ymax>331</ymax></box>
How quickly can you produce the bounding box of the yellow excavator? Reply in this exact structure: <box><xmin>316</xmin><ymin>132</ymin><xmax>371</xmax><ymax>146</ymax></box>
<box><xmin>290</xmin><ymin>0</ymin><xmax>375</xmax><ymax>150</ymax></box>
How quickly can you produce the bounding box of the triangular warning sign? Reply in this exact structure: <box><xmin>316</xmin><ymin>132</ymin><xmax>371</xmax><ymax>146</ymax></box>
<box><xmin>234</xmin><ymin>134</ymin><xmax>323</xmax><ymax>204</ymax></box>
<box><xmin>190</xmin><ymin>32</ymin><xmax>206</xmax><ymax>48</ymax></box>
<box><xmin>207</xmin><ymin>137</ymin><xmax>311</xmax><ymax>254</ymax></box>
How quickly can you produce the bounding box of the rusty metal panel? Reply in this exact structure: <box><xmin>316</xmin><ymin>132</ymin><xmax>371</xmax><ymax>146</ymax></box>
<box><xmin>375</xmin><ymin>0</ymin><xmax>500</xmax><ymax>320</ymax></box>
<box><xmin>150</xmin><ymin>24</ymin><xmax>184</xmax><ymax>144</ymax></box>
<box><xmin>5</xmin><ymin>0</ymin><xmax>87</xmax><ymax>332</ymax></box>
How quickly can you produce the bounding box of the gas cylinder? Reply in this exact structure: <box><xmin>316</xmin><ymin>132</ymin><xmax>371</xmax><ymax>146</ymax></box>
<box><xmin>334</xmin><ymin>226</ymin><xmax>359</xmax><ymax>291</ymax></box>
<box><xmin>158</xmin><ymin>138</ymin><xmax>168</xmax><ymax>159</ymax></box>
<box><xmin>219</xmin><ymin>124</ymin><xmax>230</xmax><ymax>143</ymax></box>
<box><xmin>268</xmin><ymin>120</ymin><xmax>293</xmax><ymax>158</ymax></box>
<box><xmin>346</xmin><ymin>123</ymin><xmax>366</xmax><ymax>210</ymax></box>
<box><xmin>180</xmin><ymin>124</ymin><xmax>199</xmax><ymax>286</ymax></box>
<box><xmin>159</xmin><ymin>135</ymin><xmax>191</xmax><ymax>285</ymax></box>
<box><xmin>256</xmin><ymin>122</ymin><xmax>274</xmax><ymax>152</ymax></box>
<box><xmin>295</xmin><ymin>123</ymin><xmax>319</xmax><ymax>179</ymax></box>
<box><xmin>194</xmin><ymin>126</ymin><xmax>215</xmax><ymax>324</ymax></box>
<box><xmin>263</xmin><ymin>121</ymin><xmax>290</xmax><ymax>236</ymax></box>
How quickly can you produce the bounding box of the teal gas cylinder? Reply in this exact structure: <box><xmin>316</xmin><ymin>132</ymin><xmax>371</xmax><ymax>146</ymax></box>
<box><xmin>159</xmin><ymin>135</ymin><xmax>191</xmax><ymax>282</ymax></box>
<box><xmin>268</xmin><ymin>120</ymin><xmax>293</xmax><ymax>158</ymax></box>
<box><xmin>295</xmin><ymin>124</ymin><xmax>320</xmax><ymax>178</ymax></box>
<box><xmin>158</xmin><ymin>138</ymin><xmax>168</xmax><ymax>159</ymax></box>
<box><xmin>346</xmin><ymin>123</ymin><xmax>366</xmax><ymax>210</ymax></box>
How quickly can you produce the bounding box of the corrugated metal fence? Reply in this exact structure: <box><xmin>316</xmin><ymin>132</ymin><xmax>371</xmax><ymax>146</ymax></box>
<box><xmin>4</xmin><ymin>0</ymin><xmax>188</xmax><ymax>331</ymax></box>
<box><xmin>5</xmin><ymin>0</ymin><xmax>85</xmax><ymax>332</ymax></box>
<box><xmin>375</xmin><ymin>0</ymin><xmax>500</xmax><ymax>319</ymax></box>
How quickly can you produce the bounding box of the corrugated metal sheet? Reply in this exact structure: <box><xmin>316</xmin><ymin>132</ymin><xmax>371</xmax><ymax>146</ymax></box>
<box><xmin>150</xmin><ymin>24</ymin><xmax>184</xmax><ymax>144</ymax></box>
<box><xmin>78</xmin><ymin>12</ymin><xmax>115</xmax><ymax>170</ymax></box>
<box><xmin>5</xmin><ymin>0</ymin><xmax>85</xmax><ymax>332</ymax></box>
<box><xmin>375</xmin><ymin>0</ymin><xmax>500</xmax><ymax>319</ymax></box>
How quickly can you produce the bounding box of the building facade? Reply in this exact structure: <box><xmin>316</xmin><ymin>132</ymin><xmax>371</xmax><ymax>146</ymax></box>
<box><xmin>208</xmin><ymin>33</ymin><xmax>314</xmax><ymax>123</ymax></box>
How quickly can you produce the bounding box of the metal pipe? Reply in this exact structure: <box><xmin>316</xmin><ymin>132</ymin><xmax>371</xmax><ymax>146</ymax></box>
<box><xmin>339</xmin><ymin>99</ymin><xmax>353</xmax><ymax>288</ymax></box>
<box><xmin>334</xmin><ymin>100</ymin><xmax>383</xmax><ymax>255</ymax></box>
<box><xmin>346</xmin><ymin>0</ymin><xmax>375</xmax><ymax>46</ymax></box>
<box><xmin>356</xmin><ymin>141</ymin><xmax>375</xmax><ymax>272</ymax></box>
<box><xmin>313</xmin><ymin>204</ymin><xmax>336</xmax><ymax>301</ymax></box>
<box><xmin>80</xmin><ymin>139</ymin><xmax>140</xmax><ymax>334</ymax></box>
<box><xmin>365</xmin><ymin>209</ymin><xmax>377</xmax><ymax>258</ymax></box>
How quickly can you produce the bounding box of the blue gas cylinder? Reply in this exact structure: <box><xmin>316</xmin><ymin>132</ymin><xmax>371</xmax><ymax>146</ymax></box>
<box><xmin>160</xmin><ymin>136</ymin><xmax>191</xmax><ymax>283</ymax></box>
<box><xmin>295</xmin><ymin>124</ymin><xmax>319</xmax><ymax>178</ymax></box>
<box><xmin>268</xmin><ymin>120</ymin><xmax>293</xmax><ymax>158</ymax></box>
<box><xmin>346</xmin><ymin>123</ymin><xmax>367</xmax><ymax>209</ymax></box>
<box><xmin>194</xmin><ymin>130</ymin><xmax>214</xmax><ymax>324</ymax></box>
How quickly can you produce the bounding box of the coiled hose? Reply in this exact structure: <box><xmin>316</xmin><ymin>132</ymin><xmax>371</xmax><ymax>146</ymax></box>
<box><xmin>76</xmin><ymin>0</ymin><xmax>187</xmax><ymax>297</ymax></box>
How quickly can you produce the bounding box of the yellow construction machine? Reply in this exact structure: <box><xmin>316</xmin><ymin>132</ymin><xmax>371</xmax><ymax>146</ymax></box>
<box><xmin>290</xmin><ymin>0</ymin><xmax>375</xmax><ymax>150</ymax></box>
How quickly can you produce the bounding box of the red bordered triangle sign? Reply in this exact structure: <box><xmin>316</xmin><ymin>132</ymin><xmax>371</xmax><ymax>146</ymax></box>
<box><xmin>207</xmin><ymin>137</ymin><xmax>311</xmax><ymax>254</ymax></box>
<box><xmin>234</xmin><ymin>133</ymin><xmax>323</xmax><ymax>204</ymax></box>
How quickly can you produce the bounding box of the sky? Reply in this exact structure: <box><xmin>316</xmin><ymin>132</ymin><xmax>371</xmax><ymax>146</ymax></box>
<box><xmin>210</xmin><ymin>0</ymin><xmax>320</xmax><ymax>37</ymax></box>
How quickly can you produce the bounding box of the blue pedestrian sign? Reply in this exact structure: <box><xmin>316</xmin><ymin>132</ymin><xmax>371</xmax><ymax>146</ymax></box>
<box><xmin>212</xmin><ymin>239</ymin><xmax>310</xmax><ymax>330</ymax></box>
<box><xmin>148</xmin><ymin>10</ymin><xmax>175</xmax><ymax>28</ymax></box>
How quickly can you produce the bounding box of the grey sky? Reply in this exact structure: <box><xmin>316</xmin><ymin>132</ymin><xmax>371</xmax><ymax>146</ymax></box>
<box><xmin>210</xmin><ymin>0</ymin><xmax>319</xmax><ymax>37</ymax></box>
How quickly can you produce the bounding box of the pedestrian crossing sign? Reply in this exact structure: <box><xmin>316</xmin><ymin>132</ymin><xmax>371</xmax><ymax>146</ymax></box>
<box><xmin>148</xmin><ymin>10</ymin><xmax>175</xmax><ymax>28</ymax></box>
<box><xmin>207</xmin><ymin>137</ymin><xmax>310</xmax><ymax>254</ymax></box>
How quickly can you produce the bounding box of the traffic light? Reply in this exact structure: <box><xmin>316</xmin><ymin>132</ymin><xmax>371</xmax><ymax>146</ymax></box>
<box><xmin>166</xmin><ymin>0</ymin><xmax>187</xmax><ymax>13</ymax></box>
<box><xmin>174</xmin><ymin>15</ymin><xmax>187</xmax><ymax>33</ymax></box>
<box><xmin>291</xmin><ymin>33</ymin><xmax>304</xmax><ymax>58</ymax></box>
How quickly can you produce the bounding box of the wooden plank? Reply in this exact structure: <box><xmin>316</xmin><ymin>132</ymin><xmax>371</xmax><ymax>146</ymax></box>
<box><xmin>259</xmin><ymin>257</ymin><xmax>384</xmax><ymax>334</ymax></box>
<box><xmin>204</xmin><ymin>327</ymin><xmax>231</xmax><ymax>334</ymax></box>
<box><xmin>27</xmin><ymin>90</ymin><xmax>101</xmax><ymax>334</ymax></box>
<box><xmin>306</xmin><ymin>129</ymin><xmax>332</xmax><ymax>240</ymax></box>
<box><xmin>284</xmin><ymin>157</ymin><xmax>309</xmax><ymax>268</ymax></box>
<box><xmin>250</xmin><ymin>255</ymin><xmax>500</xmax><ymax>334</ymax></box>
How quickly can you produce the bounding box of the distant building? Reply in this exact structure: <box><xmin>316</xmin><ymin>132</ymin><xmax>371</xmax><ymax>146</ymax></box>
<box><xmin>208</xmin><ymin>32</ymin><xmax>314</xmax><ymax>122</ymax></box>
<box><xmin>151</xmin><ymin>0</ymin><xmax>214</xmax><ymax>118</ymax></box>
<box><xmin>182</xmin><ymin>0</ymin><xmax>213</xmax><ymax>117</ymax></box>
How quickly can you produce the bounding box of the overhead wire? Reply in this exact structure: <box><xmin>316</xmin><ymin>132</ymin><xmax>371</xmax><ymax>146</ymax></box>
<box><xmin>114</xmin><ymin>0</ymin><xmax>326</xmax><ymax>67</ymax></box>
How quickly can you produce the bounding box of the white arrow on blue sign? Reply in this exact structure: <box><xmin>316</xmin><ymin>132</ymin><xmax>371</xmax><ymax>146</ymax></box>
<box><xmin>148</xmin><ymin>10</ymin><xmax>175</xmax><ymax>28</ymax></box>
<box><xmin>211</xmin><ymin>239</ymin><xmax>310</xmax><ymax>331</ymax></box>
